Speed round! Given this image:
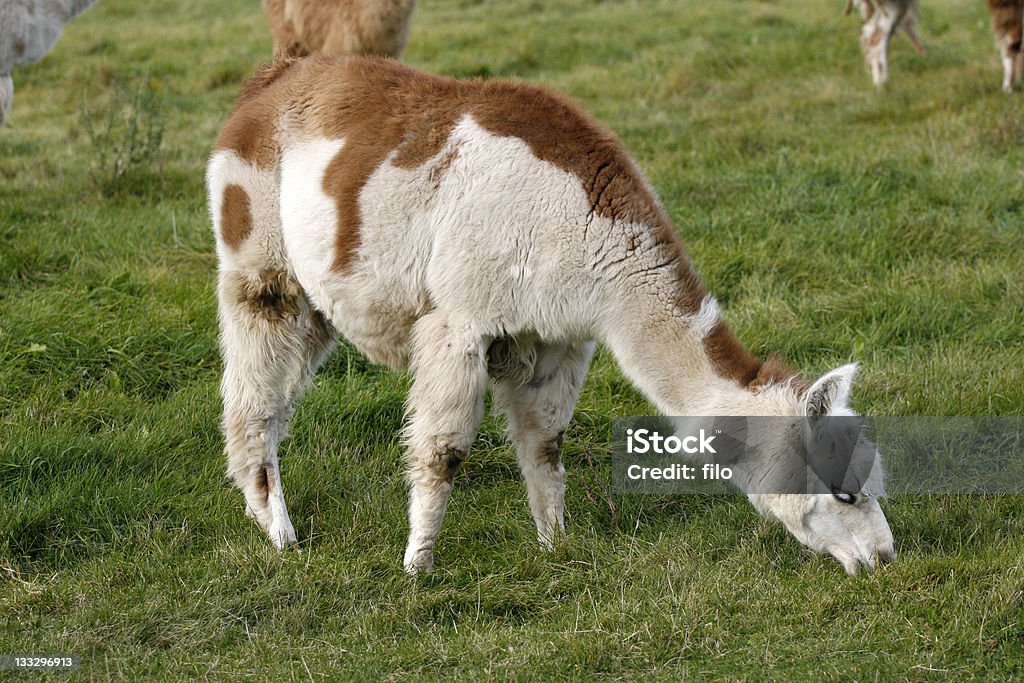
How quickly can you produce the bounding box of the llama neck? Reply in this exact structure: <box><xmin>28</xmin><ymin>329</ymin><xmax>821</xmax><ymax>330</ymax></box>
<box><xmin>598</xmin><ymin>235</ymin><xmax>767</xmax><ymax>417</ymax></box>
<box><xmin>603</xmin><ymin>306</ymin><xmax>756</xmax><ymax>416</ymax></box>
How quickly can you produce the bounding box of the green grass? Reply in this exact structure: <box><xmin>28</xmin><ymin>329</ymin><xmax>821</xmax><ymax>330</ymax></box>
<box><xmin>1</xmin><ymin>0</ymin><xmax>1023</xmax><ymax>678</ymax></box>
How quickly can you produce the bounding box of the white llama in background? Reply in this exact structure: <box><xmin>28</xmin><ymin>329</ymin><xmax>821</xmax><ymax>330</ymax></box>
<box><xmin>847</xmin><ymin>0</ymin><xmax>927</xmax><ymax>86</ymax></box>
<box><xmin>263</xmin><ymin>0</ymin><xmax>416</xmax><ymax>59</ymax></box>
<box><xmin>0</xmin><ymin>0</ymin><xmax>98</xmax><ymax>126</ymax></box>
<box><xmin>206</xmin><ymin>56</ymin><xmax>896</xmax><ymax>576</ymax></box>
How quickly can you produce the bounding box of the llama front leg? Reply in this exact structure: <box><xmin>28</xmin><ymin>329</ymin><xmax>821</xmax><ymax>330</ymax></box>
<box><xmin>402</xmin><ymin>311</ymin><xmax>489</xmax><ymax>572</ymax></box>
<box><xmin>862</xmin><ymin>14</ymin><xmax>896</xmax><ymax>86</ymax></box>
<box><xmin>904</xmin><ymin>23</ymin><xmax>927</xmax><ymax>56</ymax></box>
<box><xmin>493</xmin><ymin>342</ymin><xmax>595</xmax><ymax>549</ymax></box>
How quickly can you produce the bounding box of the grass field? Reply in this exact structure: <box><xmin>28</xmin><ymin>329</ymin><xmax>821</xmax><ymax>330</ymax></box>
<box><xmin>2</xmin><ymin>0</ymin><xmax>1023</xmax><ymax>678</ymax></box>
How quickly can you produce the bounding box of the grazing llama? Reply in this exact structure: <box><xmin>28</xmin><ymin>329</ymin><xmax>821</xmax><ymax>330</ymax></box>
<box><xmin>0</xmin><ymin>0</ymin><xmax>98</xmax><ymax>126</ymax></box>
<box><xmin>207</xmin><ymin>56</ymin><xmax>897</xmax><ymax>576</ymax></box>
<box><xmin>263</xmin><ymin>0</ymin><xmax>416</xmax><ymax>59</ymax></box>
<box><xmin>985</xmin><ymin>0</ymin><xmax>1023</xmax><ymax>92</ymax></box>
<box><xmin>846</xmin><ymin>0</ymin><xmax>927</xmax><ymax>86</ymax></box>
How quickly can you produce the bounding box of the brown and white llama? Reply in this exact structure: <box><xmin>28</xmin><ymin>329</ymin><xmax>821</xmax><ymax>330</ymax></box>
<box><xmin>985</xmin><ymin>0</ymin><xmax>1023</xmax><ymax>92</ymax></box>
<box><xmin>206</xmin><ymin>56</ymin><xmax>897</xmax><ymax>576</ymax></box>
<box><xmin>0</xmin><ymin>0</ymin><xmax>98</xmax><ymax>125</ymax></box>
<box><xmin>263</xmin><ymin>0</ymin><xmax>416</xmax><ymax>59</ymax></box>
<box><xmin>846</xmin><ymin>0</ymin><xmax>927</xmax><ymax>86</ymax></box>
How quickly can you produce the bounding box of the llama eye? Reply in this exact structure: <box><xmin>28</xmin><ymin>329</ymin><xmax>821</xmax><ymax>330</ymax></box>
<box><xmin>831</xmin><ymin>489</ymin><xmax>856</xmax><ymax>505</ymax></box>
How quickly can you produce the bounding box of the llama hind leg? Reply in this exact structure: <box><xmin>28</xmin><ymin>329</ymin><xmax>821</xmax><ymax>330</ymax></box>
<box><xmin>402</xmin><ymin>311</ymin><xmax>489</xmax><ymax>572</ymax></box>
<box><xmin>492</xmin><ymin>341</ymin><xmax>595</xmax><ymax>548</ymax></box>
<box><xmin>219</xmin><ymin>268</ymin><xmax>336</xmax><ymax>549</ymax></box>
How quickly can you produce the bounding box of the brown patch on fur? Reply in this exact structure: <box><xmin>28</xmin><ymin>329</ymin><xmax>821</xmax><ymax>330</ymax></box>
<box><xmin>220</xmin><ymin>184</ymin><xmax>253</xmax><ymax>249</ymax></box>
<box><xmin>264</xmin><ymin>0</ymin><xmax>416</xmax><ymax>59</ymax></box>
<box><xmin>987</xmin><ymin>0</ymin><xmax>1024</xmax><ymax>52</ymax></box>
<box><xmin>703</xmin><ymin>325</ymin><xmax>810</xmax><ymax>392</ymax></box>
<box><xmin>254</xmin><ymin>466</ymin><xmax>269</xmax><ymax>500</ymax></box>
<box><xmin>865</xmin><ymin>27</ymin><xmax>886</xmax><ymax>49</ymax></box>
<box><xmin>233</xmin><ymin>269</ymin><xmax>303</xmax><ymax>320</ymax></box>
<box><xmin>702</xmin><ymin>321</ymin><xmax>762</xmax><ymax>387</ymax></box>
<box><xmin>214</xmin><ymin>58</ymin><xmax>302</xmax><ymax>168</ymax></box>
<box><xmin>748</xmin><ymin>355</ymin><xmax>810</xmax><ymax>394</ymax></box>
<box><xmin>537</xmin><ymin>431</ymin><xmax>565</xmax><ymax>470</ymax></box>
<box><xmin>13</xmin><ymin>39</ymin><xmax>26</xmax><ymax>57</ymax></box>
<box><xmin>313</xmin><ymin>62</ymin><xmax>463</xmax><ymax>272</ymax></box>
<box><xmin>442</xmin><ymin>446</ymin><xmax>466</xmax><ymax>480</ymax></box>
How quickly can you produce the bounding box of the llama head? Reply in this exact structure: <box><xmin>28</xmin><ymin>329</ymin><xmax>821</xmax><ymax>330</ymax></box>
<box><xmin>745</xmin><ymin>363</ymin><xmax>895</xmax><ymax>575</ymax></box>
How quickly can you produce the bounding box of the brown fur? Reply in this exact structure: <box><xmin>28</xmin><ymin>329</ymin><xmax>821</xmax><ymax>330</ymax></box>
<box><xmin>443</xmin><ymin>447</ymin><xmax>466</xmax><ymax>478</ymax></box>
<box><xmin>986</xmin><ymin>0</ymin><xmax>1024</xmax><ymax>52</ymax></box>
<box><xmin>749</xmin><ymin>355</ymin><xmax>809</xmax><ymax>394</ymax></box>
<box><xmin>220</xmin><ymin>183</ymin><xmax>253</xmax><ymax>249</ymax></box>
<box><xmin>214</xmin><ymin>58</ymin><xmax>302</xmax><ymax>169</ymax></box>
<box><xmin>702</xmin><ymin>321</ymin><xmax>761</xmax><ymax>387</ymax></box>
<box><xmin>229</xmin><ymin>269</ymin><xmax>303</xmax><ymax>320</ymax></box>
<box><xmin>263</xmin><ymin>0</ymin><xmax>416</xmax><ymax>59</ymax></box>
<box><xmin>537</xmin><ymin>431</ymin><xmax>565</xmax><ymax>469</ymax></box>
<box><xmin>703</xmin><ymin>326</ymin><xmax>807</xmax><ymax>391</ymax></box>
<box><xmin>254</xmin><ymin>466</ymin><xmax>269</xmax><ymax>500</ymax></box>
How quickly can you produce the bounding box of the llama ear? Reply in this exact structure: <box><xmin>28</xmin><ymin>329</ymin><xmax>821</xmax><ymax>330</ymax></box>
<box><xmin>803</xmin><ymin>363</ymin><xmax>858</xmax><ymax>418</ymax></box>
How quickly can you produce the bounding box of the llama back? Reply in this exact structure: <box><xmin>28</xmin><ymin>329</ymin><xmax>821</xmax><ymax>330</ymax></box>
<box><xmin>211</xmin><ymin>57</ymin><xmax>706</xmax><ymax>344</ymax></box>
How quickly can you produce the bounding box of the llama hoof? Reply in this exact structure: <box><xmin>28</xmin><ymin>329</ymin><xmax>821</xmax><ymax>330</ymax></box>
<box><xmin>268</xmin><ymin>520</ymin><xmax>298</xmax><ymax>550</ymax></box>
<box><xmin>403</xmin><ymin>548</ymin><xmax>434</xmax><ymax>574</ymax></box>
<box><xmin>537</xmin><ymin>530</ymin><xmax>566</xmax><ymax>551</ymax></box>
